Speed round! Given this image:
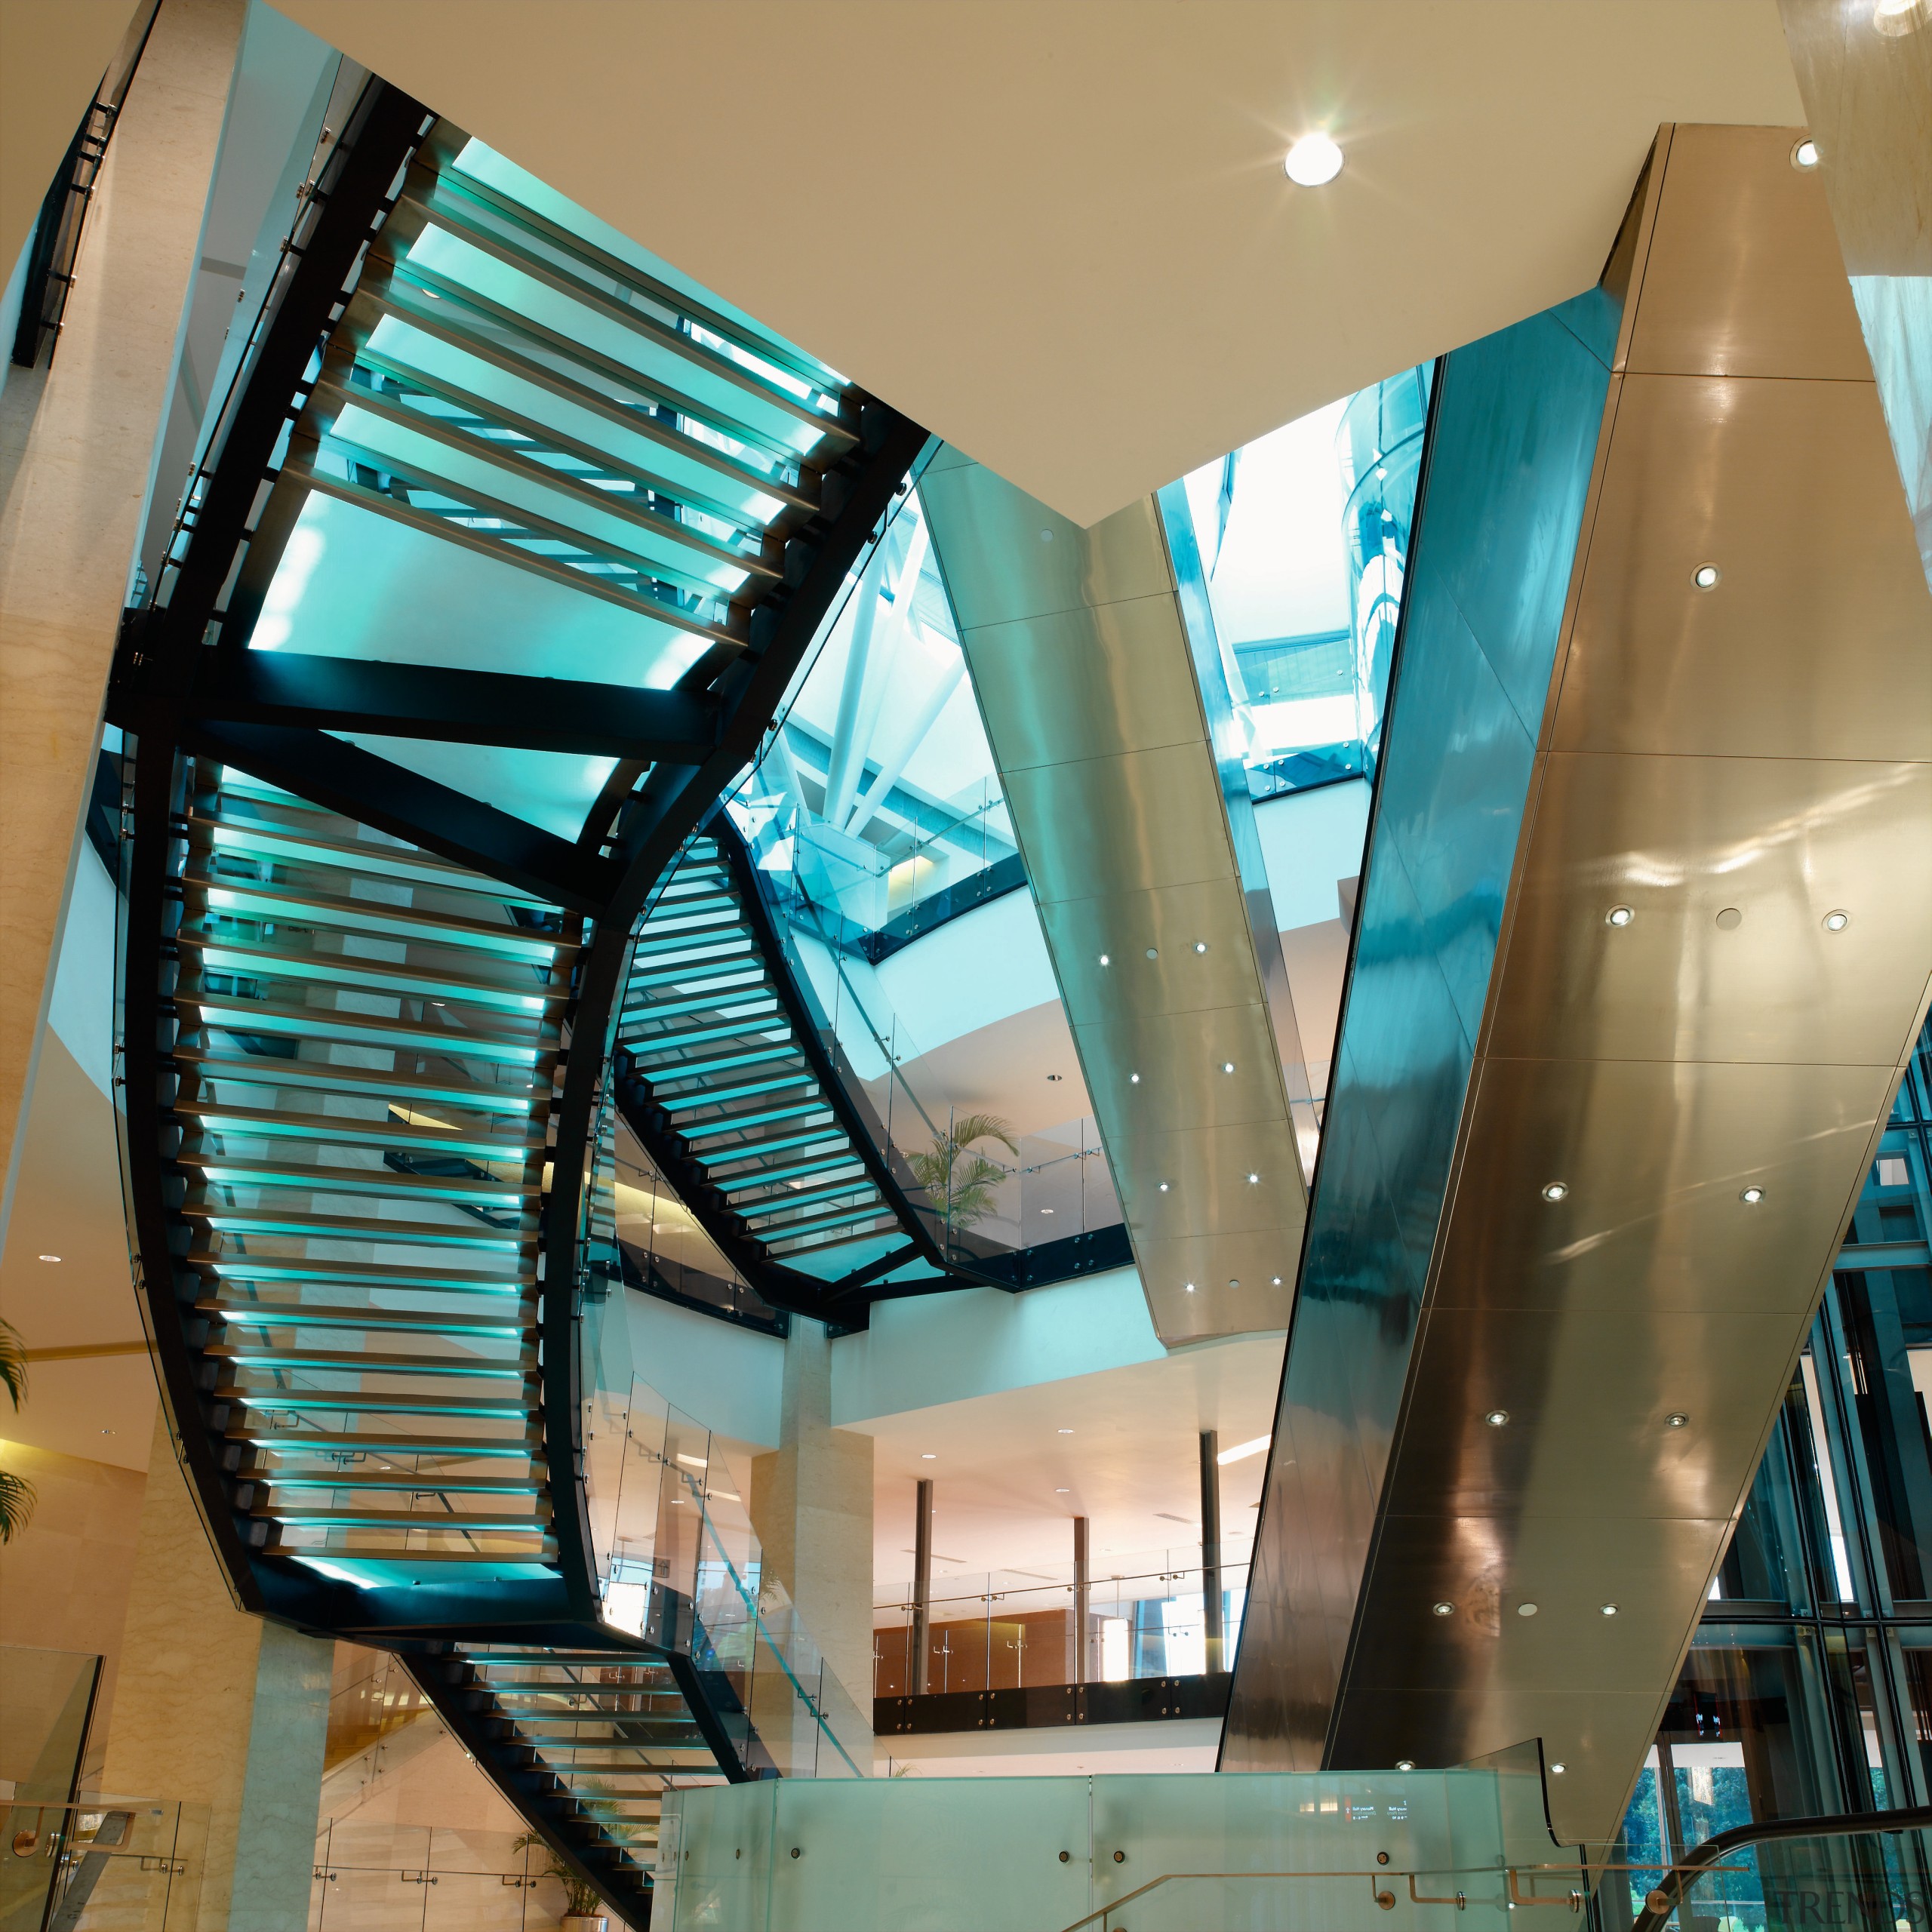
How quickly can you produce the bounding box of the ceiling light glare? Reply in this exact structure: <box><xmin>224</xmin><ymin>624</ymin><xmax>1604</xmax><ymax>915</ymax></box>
<box><xmin>1740</xmin><ymin>1186</ymin><xmax>1766</xmax><ymax>1204</ymax></box>
<box><xmin>1284</xmin><ymin>132</ymin><xmax>1344</xmax><ymax>187</ymax></box>
<box><xmin>1130</xmin><ymin>1072</ymin><xmax>1141</xmax><ymax>1084</ymax></box>
<box><xmin>1193</xmin><ymin>940</ymin><xmax>1209</xmax><ymax>954</ymax></box>
<box><xmin>1185</xmin><ymin>1281</ymin><xmax>1197</xmax><ymax>1294</ymax></box>
<box><xmin>1605</xmin><ymin>905</ymin><xmax>1635</xmax><ymax>928</ymax></box>
<box><xmin>1484</xmin><ymin>1409</ymin><xmax>1510</xmax><ymax>1428</ymax></box>
<box><xmin>1872</xmin><ymin>0</ymin><xmax>1927</xmax><ymax>37</ymax></box>
<box><xmin>1099</xmin><ymin>952</ymin><xmax>1110</xmax><ymax>966</ymax></box>
<box><xmin>1541</xmin><ymin>1181</ymin><xmax>1568</xmax><ymax>1202</ymax></box>
<box><xmin>1693</xmin><ymin>563</ymin><xmax>1721</xmax><ymax>590</ymax></box>
<box><xmin>1247</xmin><ymin>1173</ymin><xmax>1260</xmax><ymax>1185</ymax></box>
<box><xmin>1271</xmin><ymin>1275</ymin><xmax>1283</xmax><ymax>1286</ymax></box>
<box><xmin>1432</xmin><ymin>1601</ymin><xmax>1455</xmax><ymax>1617</ymax></box>
<box><xmin>1823</xmin><ymin>910</ymin><xmax>1850</xmax><ymax>932</ymax></box>
<box><xmin>1221</xmin><ymin>1061</ymin><xmax>1235</xmax><ymax>1074</ymax></box>
<box><xmin>1792</xmin><ymin>136</ymin><xmax>1822</xmax><ymax>168</ymax></box>
<box><xmin>1217</xmin><ymin>1435</ymin><xmax>1270</xmax><ymax>1466</ymax></box>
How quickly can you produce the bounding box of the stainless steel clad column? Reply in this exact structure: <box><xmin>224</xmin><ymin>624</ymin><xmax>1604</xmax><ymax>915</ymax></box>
<box><xmin>920</xmin><ymin>456</ymin><xmax>1310</xmax><ymax>1344</ymax></box>
<box><xmin>910</xmin><ymin>1478</ymin><xmax>934</xmax><ymax>1697</ymax></box>
<box><xmin>1200</xmin><ymin>1432</ymin><xmax>1224</xmax><ymax>1676</ymax></box>
<box><xmin>1072</xmin><ymin>1515</ymin><xmax>1091</xmax><ymax>1687</ymax></box>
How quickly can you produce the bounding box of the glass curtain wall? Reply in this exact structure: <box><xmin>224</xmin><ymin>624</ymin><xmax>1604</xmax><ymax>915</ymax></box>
<box><xmin>1599</xmin><ymin>1017</ymin><xmax>1932</xmax><ymax>1931</ymax></box>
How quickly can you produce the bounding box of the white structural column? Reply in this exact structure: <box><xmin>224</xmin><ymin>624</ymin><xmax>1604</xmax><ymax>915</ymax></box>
<box><xmin>0</xmin><ymin>0</ymin><xmax>243</xmax><ymax>1232</ymax></box>
<box><xmin>749</xmin><ymin>1317</ymin><xmax>875</xmax><ymax>1770</ymax></box>
<box><xmin>104</xmin><ymin>1414</ymin><xmax>331</xmax><ymax>1932</ymax></box>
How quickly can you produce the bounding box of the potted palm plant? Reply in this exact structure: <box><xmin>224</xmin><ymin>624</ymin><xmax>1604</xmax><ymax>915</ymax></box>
<box><xmin>907</xmin><ymin>1113</ymin><xmax>1018</xmax><ymax>1240</ymax></box>
<box><xmin>512</xmin><ymin>1828</ymin><xmax>608</xmax><ymax>1932</ymax></box>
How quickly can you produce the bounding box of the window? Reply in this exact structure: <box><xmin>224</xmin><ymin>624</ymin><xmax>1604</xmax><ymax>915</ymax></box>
<box><xmin>1879</xmin><ymin>1155</ymin><xmax>1910</xmax><ymax>1188</ymax></box>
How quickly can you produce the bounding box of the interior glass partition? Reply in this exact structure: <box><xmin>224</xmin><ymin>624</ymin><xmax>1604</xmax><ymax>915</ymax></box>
<box><xmin>1598</xmin><ymin>1018</ymin><xmax>1932</xmax><ymax>1927</ymax></box>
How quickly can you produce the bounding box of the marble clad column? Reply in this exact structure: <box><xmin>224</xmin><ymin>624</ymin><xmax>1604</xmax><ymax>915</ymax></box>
<box><xmin>0</xmin><ymin>0</ymin><xmax>244</xmax><ymax>1232</ymax></box>
<box><xmin>103</xmin><ymin>1411</ymin><xmax>330</xmax><ymax>1932</ymax></box>
<box><xmin>749</xmin><ymin>1317</ymin><xmax>875</xmax><ymax>1770</ymax></box>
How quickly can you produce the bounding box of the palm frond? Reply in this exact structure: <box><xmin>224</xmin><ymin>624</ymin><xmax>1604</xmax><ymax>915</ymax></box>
<box><xmin>906</xmin><ymin>1114</ymin><xmax>1019</xmax><ymax>1232</ymax></box>
<box><xmin>0</xmin><ymin>1469</ymin><xmax>36</xmax><ymax>1544</ymax></box>
<box><xmin>0</xmin><ymin>1317</ymin><xmax>25</xmax><ymax>1411</ymax></box>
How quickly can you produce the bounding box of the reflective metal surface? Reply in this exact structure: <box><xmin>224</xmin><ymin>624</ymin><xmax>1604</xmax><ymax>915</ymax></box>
<box><xmin>921</xmin><ymin>457</ymin><xmax>1309</xmax><ymax>1343</ymax></box>
<box><xmin>1228</xmin><ymin>124</ymin><xmax>1932</xmax><ymax>1846</ymax></box>
<box><xmin>1777</xmin><ymin>0</ymin><xmax>1932</xmax><ymax>589</ymax></box>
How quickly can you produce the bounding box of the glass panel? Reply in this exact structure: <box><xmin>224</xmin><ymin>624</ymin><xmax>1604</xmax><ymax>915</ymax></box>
<box><xmin>662</xmin><ymin>1767</ymin><xmax>1544</xmax><ymax>1932</ymax></box>
<box><xmin>9</xmin><ymin>1796</ymin><xmax>209</xmax><ymax>1932</ymax></box>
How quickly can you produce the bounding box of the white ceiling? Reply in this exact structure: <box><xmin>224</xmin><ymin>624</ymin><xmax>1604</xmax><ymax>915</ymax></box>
<box><xmin>269</xmin><ymin>0</ymin><xmax>1804</xmax><ymax>524</ymax></box>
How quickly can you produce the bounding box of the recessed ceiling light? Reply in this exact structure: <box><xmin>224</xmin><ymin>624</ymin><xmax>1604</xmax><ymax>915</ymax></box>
<box><xmin>1605</xmin><ymin>905</ymin><xmax>1634</xmax><ymax>928</ymax></box>
<box><xmin>1740</xmin><ymin>1186</ymin><xmax>1765</xmax><ymax>1204</ymax></box>
<box><xmin>1046</xmin><ymin>1073</ymin><xmax>1063</xmax><ymax>1083</ymax></box>
<box><xmin>1792</xmin><ymin>137</ymin><xmax>1822</xmax><ymax>168</ymax></box>
<box><xmin>1145</xmin><ymin>947</ymin><xmax>1158</xmax><ymax>960</ymax></box>
<box><xmin>921</xmin><ymin>1452</ymin><xmax>937</xmax><ymax>1460</ymax></box>
<box><xmin>1541</xmin><ymin>1181</ymin><xmax>1568</xmax><ymax>1202</ymax></box>
<box><xmin>1058</xmin><ymin>1429</ymin><xmax>1074</xmax><ymax>1435</ymax></box>
<box><xmin>1039</xmin><ymin>528</ymin><xmax>1054</xmax><ymax>543</ymax></box>
<box><xmin>1247</xmin><ymin>1173</ymin><xmax>1260</xmax><ymax>1185</ymax></box>
<box><xmin>100</xmin><ymin>1427</ymin><xmax>114</xmax><ymax>1435</ymax></box>
<box><xmin>1221</xmin><ymin>1061</ymin><xmax>1235</xmax><ymax>1074</ymax></box>
<box><xmin>1550</xmin><ymin>1763</ymin><xmax>1567</xmax><ymax>1775</ymax></box>
<box><xmin>1185</xmin><ymin>1281</ymin><xmax>1197</xmax><ymax>1293</ymax></box>
<box><xmin>1228</xmin><ymin>1277</ymin><xmax>1241</xmax><ymax>1289</ymax></box>
<box><xmin>1432</xmin><ymin>1601</ymin><xmax>1454</xmax><ymax>1617</ymax></box>
<box><xmin>38</xmin><ymin>1254</ymin><xmax>60</xmax><ymax>1263</ymax></box>
<box><xmin>1099</xmin><ymin>952</ymin><xmax>1110</xmax><ymax>965</ymax></box>
<box><xmin>1193</xmin><ymin>941</ymin><xmax>1208</xmax><ymax>954</ymax></box>
<box><xmin>1131</xmin><ymin>1072</ymin><xmax>1141</xmax><ymax>1084</ymax></box>
<box><xmin>1601</xmin><ymin>1604</ymin><xmax>1620</xmax><ymax>1617</ymax></box>
<box><xmin>1158</xmin><ymin>1181</ymin><xmax>1170</xmax><ymax>1192</ymax></box>
<box><xmin>1484</xmin><ymin>1410</ymin><xmax>1509</xmax><ymax>1428</ymax></box>
<box><xmin>1395</xmin><ymin>1759</ymin><xmax>1416</xmax><ymax>1771</ymax></box>
<box><xmin>1271</xmin><ymin>1275</ymin><xmax>1282</xmax><ymax>1286</ymax></box>
<box><xmin>1055</xmin><ymin>1487</ymin><xmax>1070</xmax><ymax>1494</ymax></box>
<box><xmin>1040</xmin><ymin>1206</ymin><xmax>1055</xmax><ymax>1214</ymax></box>
<box><xmin>1693</xmin><ymin>563</ymin><xmax>1721</xmax><ymax>590</ymax></box>
<box><xmin>1666</xmin><ymin>1412</ymin><xmax>1690</xmax><ymax>1429</ymax></box>
<box><xmin>1517</xmin><ymin>1602</ymin><xmax>1539</xmax><ymax>1617</ymax></box>
<box><xmin>1823</xmin><ymin>910</ymin><xmax>1850</xmax><ymax>932</ymax></box>
<box><xmin>1284</xmin><ymin>132</ymin><xmax>1344</xmax><ymax>187</ymax></box>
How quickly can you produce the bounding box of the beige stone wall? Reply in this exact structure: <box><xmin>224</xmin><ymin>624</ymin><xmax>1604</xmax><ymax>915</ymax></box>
<box><xmin>0</xmin><ymin>1438</ymin><xmax>145</xmax><ymax>1771</ymax></box>
<box><xmin>0</xmin><ymin>0</ymin><xmax>243</xmax><ymax>1229</ymax></box>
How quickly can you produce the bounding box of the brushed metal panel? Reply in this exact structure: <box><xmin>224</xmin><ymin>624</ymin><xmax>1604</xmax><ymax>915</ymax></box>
<box><xmin>1383</xmin><ymin>1306</ymin><xmax>1825</xmax><ymax>1522</ymax></box>
<box><xmin>1004</xmin><ymin>743</ymin><xmax>1235</xmax><ymax>903</ymax></box>
<box><xmin>1435</xmin><ymin>1056</ymin><xmax>1888</xmax><ymax>1321</ymax></box>
<box><xmin>1134</xmin><ymin>1232</ymin><xmax>1297</xmax><ymax>1340</ymax></box>
<box><xmin>1109</xmin><ymin>1117</ymin><xmax>1304</xmax><ymax>1235</ymax></box>
<box><xmin>1489</xmin><ymin>753</ymin><xmax>1932</xmax><ymax>1066</ymax></box>
<box><xmin>926</xmin><ymin>447</ymin><xmax>1310</xmax><ymax>1348</ymax></box>
<box><xmin>1073</xmin><ymin>1004</ymin><xmax>1284</xmax><ymax>1131</ymax></box>
<box><xmin>1040</xmin><ymin>877</ymin><xmax>1264</xmax><ymax>1022</ymax></box>
<box><xmin>1626</xmin><ymin>124</ymin><xmax>1870</xmax><ymax>380</ymax></box>
<box><xmin>1554</xmin><ymin>375</ymin><xmax>1931</xmax><ymax>761</ymax></box>
<box><xmin>963</xmin><ymin>594</ymin><xmax>1205</xmax><ymax>771</ymax></box>
<box><xmin>916</xmin><ymin>460</ymin><xmax>1172</xmax><ymax>630</ymax></box>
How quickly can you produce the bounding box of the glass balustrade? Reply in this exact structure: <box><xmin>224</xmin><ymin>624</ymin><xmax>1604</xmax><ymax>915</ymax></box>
<box><xmin>872</xmin><ymin>1548</ymin><xmax>1251</xmax><ymax>1699</ymax></box>
<box><xmin>657</xmin><ymin>1764</ymin><xmax>1573</xmax><ymax>1932</ymax></box>
<box><xmin>0</xmin><ymin>1795</ymin><xmax>208</xmax><ymax>1932</ymax></box>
